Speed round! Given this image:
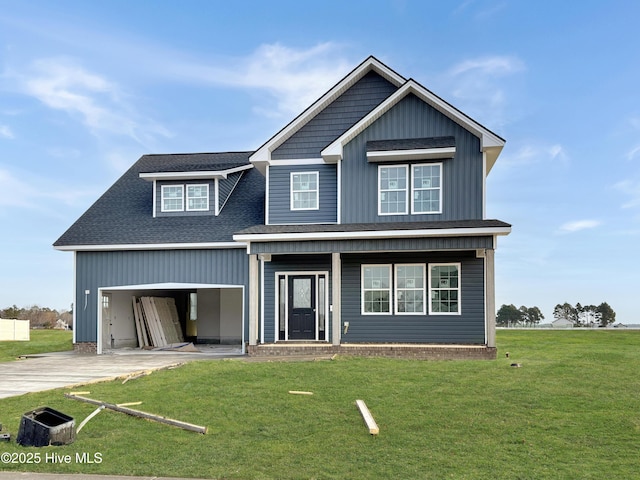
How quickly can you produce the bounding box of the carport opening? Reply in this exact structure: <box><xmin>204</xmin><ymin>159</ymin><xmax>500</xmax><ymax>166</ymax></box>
<box><xmin>100</xmin><ymin>286</ymin><xmax>243</xmax><ymax>353</ymax></box>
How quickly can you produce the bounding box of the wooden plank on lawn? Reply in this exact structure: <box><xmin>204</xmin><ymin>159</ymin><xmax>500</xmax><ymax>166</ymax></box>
<box><xmin>355</xmin><ymin>399</ymin><xmax>379</xmax><ymax>435</ymax></box>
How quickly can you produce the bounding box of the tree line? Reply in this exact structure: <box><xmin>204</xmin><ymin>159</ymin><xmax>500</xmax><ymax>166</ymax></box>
<box><xmin>497</xmin><ymin>301</ymin><xmax>616</xmax><ymax>327</ymax></box>
<box><xmin>553</xmin><ymin>302</ymin><xmax>615</xmax><ymax>327</ymax></box>
<box><xmin>0</xmin><ymin>305</ymin><xmax>72</xmax><ymax>329</ymax></box>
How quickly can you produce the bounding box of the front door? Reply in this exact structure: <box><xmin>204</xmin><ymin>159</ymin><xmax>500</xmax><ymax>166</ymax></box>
<box><xmin>288</xmin><ymin>275</ymin><xmax>315</xmax><ymax>339</ymax></box>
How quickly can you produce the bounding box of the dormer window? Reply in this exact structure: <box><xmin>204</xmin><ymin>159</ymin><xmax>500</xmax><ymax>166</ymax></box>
<box><xmin>161</xmin><ymin>185</ymin><xmax>184</xmax><ymax>212</ymax></box>
<box><xmin>160</xmin><ymin>184</ymin><xmax>210</xmax><ymax>212</ymax></box>
<box><xmin>186</xmin><ymin>184</ymin><xmax>209</xmax><ymax>211</ymax></box>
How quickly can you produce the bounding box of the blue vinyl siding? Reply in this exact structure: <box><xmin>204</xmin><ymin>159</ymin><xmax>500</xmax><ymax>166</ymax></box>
<box><xmin>341</xmin><ymin>94</ymin><xmax>484</xmax><ymax>224</ymax></box>
<box><xmin>268</xmin><ymin>164</ymin><xmax>337</xmax><ymax>224</ymax></box>
<box><xmin>262</xmin><ymin>255</ymin><xmax>332</xmax><ymax>343</ymax></box>
<box><xmin>218</xmin><ymin>171</ymin><xmax>243</xmax><ymax>212</ymax></box>
<box><xmin>74</xmin><ymin>249</ymin><xmax>248</xmax><ymax>343</ymax></box>
<box><xmin>249</xmin><ymin>236</ymin><xmax>494</xmax><ymax>255</ymax></box>
<box><xmin>272</xmin><ymin>71</ymin><xmax>397</xmax><ymax>159</ymax></box>
<box><xmin>340</xmin><ymin>251</ymin><xmax>486</xmax><ymax>344</ymax></box>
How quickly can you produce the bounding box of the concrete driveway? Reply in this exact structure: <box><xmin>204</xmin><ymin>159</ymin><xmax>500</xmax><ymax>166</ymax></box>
<box><xmin>0</xmin><ymin>347</ymin><xmax>242</xmax><ymax>399</ymax></box>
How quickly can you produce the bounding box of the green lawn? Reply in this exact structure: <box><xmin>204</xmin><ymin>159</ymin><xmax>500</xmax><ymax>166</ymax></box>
<box><xmin>0</xmin><ymin>330</ymin><xmax>638</xmax><ymax>479</ymax></box>
<box><xmin>0</xmin><ymin>330</ymin><xmax>72</xmax><ymax>362</ymax></box>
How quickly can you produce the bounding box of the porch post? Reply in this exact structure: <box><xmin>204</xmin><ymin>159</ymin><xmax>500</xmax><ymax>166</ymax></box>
<box><xmin>485</xmin><ymin>248</ymin><xmax>496</xmax><ymax>348</ymax></box>
<box><xmin>249</xmin><ymin>254</ymin><xmax>259</xmax><ymax>346</ymax></box>
<box><xmin>331</xmin><ymin>252</ymin><xmax>341</xmax><ymax>346</ymax></box>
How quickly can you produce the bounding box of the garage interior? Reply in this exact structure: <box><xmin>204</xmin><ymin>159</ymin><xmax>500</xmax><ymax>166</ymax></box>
<box><xmin>100</xmin><ymin>286</ymin><xmax>243</xmax><ymax>354</ymax></box>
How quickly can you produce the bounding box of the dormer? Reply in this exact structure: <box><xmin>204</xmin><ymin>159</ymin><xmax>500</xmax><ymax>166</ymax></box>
<box><xmin>140</xmin><ymin>164</ymin><xmax>253</xmax><ymax>217</ymax></box>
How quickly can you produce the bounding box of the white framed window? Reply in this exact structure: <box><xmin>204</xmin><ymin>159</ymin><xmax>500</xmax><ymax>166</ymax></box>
<box><xmin>395</xmin><ymin>264</ymin><xmax>426</xmax><ymax>314</ymax></box>
<box><xmin>161</xmin><ymin>185</ymin><xmax>184</xmax><ymax>212</ymax></box>
<box><xmin>378</xmin><ymin>165</ymin><xmax>408</xmax><ymax>215</ymax></box>
<box><xmin>361</xmin><ymin>265</ymin><xmax>392</xmax><ymax>315</ymax></box>
<box><xmin>290</xmin><ymin>172</ymin><xmax>319</xmax><ymax>210</ymax></box>
<box><xmin>429</xmin><ymin>263</ymin><xmax>461</xmax><ymax>315</ymax></box>
<box><xmin>412</xmin><ymin>163</ymin><xmax>442</xmax><ymax>214</ymax></box>
<box><xmin>186</xmin><ymin>184</ymin><xmax>209</xmax><ymax>211</ymax></box>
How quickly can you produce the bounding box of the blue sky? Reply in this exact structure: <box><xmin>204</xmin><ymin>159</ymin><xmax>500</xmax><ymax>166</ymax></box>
<box><xmin>0</xmin><ymin>0</ymin><xmax>638</xmax><ymax>323</ymax></box>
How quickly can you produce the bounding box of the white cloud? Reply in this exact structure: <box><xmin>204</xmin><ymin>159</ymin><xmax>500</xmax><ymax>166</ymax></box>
<box><xmin>626</xmin><ymin>145</ymin><xmax>640</xmax><ymax>161</ymax></box>
<box><xmin>165</xmin><ymin>43</ymin><xmax>353</xmax><ymax>117</ymax></box>
<box><xmin>0</xmin><ymin>166</ymin><xmax>96</xmax><ymax>211</ymax></box>
<box><xmin>614</xmin><ymin>179</ymin><xmax>640</xmax><ymax>208</ymax></box>
<box><xmin>501</xmin><ymin>143</ymin><xmax>568</xmax><ymax>167</ymax></box>
<box><xmin>559</xmin><ymin>219</ymin><xmax>602</xmax><ymax>233</ymax></box>
<box><xmin>449</xmin><ymin>56</ymin><xmax>524</xmax><ymax>77</ymax></box>
<box><xmin>444</xmin><ymin>55</ymin><xmax>525</xmax><ymax>129</ymax></box>
<box><xmin>16</xmin><ymin>58</ymin><xmax>171</xmax><ymax>148</ymax></box>
<box><xmin>0</xmin><ymin>125</ymin><xmax>14</xmax><ymax>139</ymax></box>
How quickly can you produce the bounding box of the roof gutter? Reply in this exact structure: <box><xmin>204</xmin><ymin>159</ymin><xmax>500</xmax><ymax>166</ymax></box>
<box><xmin>233</xmin><ymin>226</ymin><xmax>511</xmax><ymax>243</ymax></box>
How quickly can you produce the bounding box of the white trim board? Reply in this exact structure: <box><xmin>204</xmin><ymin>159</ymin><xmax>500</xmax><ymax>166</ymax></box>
<box><xmin>321</xmin><ymin>80</ymin><xmax>505</xmax><ymax>173</ymax></box>
<box><xmin>55</xmin><ymin>242</ymin><xmax>247</xmax><ymax>252</ymax></box>
<box><xmin>250</xmin><ymin>57</ymin><xmax>406</xmax><ymax>173</ymax></box>
<box><xmin>139</xmin><ymin>164</ymin><xmax>253</xmax><ymax>182</ymax></box>
<box><xmin>234</xmin><ymin>226</ymin><xmax>511</xmax><ymax>243</ymax></box>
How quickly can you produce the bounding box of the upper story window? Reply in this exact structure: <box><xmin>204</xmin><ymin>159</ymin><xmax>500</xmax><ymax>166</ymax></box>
<box><xmin>161</xmin><ymin>184</ymin><xmax>209</xmax><ymax>212</ymax></box>
<box><xmin>412</xmin><ymin>164</ymin><xmax>442</xmax><ymax>214</ymax></box>
<box><xmin>186</xmin><ymin>184</ymin><xmax>209</xmax><ymax>211</ymax></box>
<box><xmin>378</xmin><ymin>165</ymin><xmax>408</xmax><ymax>215</ymax></box>
<box><xmin>378</xmin><ymin>163</ymin><xmax>442</xmax><ymax>216</ymax></box>
<box><xmin>290</xmin><ymin>172</ymin><xmax>319</xmax><ymax>210</ymax></box>
<box><xmin>161</xmin><ymin>185</ymin><xmax>184</xmax><ymax>212</ymax></box>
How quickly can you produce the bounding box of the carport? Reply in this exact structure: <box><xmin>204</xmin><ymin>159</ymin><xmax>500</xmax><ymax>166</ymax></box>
<box><xmin>97</xmin><ymin>283</ymin><xmax>244</xmax><ymax>355</ymax></box>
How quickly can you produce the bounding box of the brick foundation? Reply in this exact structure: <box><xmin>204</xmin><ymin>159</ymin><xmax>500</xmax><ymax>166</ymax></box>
<box><xmin>73</xmin><ymin>342</ymin><xmax>97</xmax><ymax>354</ymax></box>
<box><xmin>247</xmin><ymin>343</ymin><xmax>497</xmax><ymax>360</ymax></box>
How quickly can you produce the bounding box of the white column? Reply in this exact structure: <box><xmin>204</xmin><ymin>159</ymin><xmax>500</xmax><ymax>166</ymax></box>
<box><xmin>485</xmin><ymin>248</ymin><xmax>496</xmax><ymax>348</ymax></box>
<box><xmin>248</xmin><ymin>254</ymin><xmax>259</xmax><ymax>346</ymax></box>
<box><xmin>331</xmin><ymin>252</ymin><xmax>341</xmax><ymax>346</ymax></box>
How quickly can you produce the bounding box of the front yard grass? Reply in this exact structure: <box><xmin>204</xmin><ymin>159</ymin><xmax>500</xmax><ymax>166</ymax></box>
<box><xmin>0</xmin><ymin>329</ymin><xmax>72</xmax><ymax>362</ymax></box>
<box><xmin>0</xmin><ymin>330</ymin><xmax>638</xmax><ymax>479</ymax></box>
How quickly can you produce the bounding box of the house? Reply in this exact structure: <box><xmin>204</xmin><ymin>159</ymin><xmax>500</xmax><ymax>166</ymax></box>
<box><xmin>54</xmin><ymin>56</ymin><xmax>511</xmax><ymax>359</ymax></box>
<box><xmin>551</xmin><ymin>318</ymin><xmax>574</xmax><ymax>328</ymax></box>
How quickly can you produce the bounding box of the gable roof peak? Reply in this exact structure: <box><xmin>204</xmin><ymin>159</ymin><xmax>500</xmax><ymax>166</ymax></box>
<box><xmin>249</xmin><ymin>56</ymin><xmax>405</xmax><ymax>173</ymax></box>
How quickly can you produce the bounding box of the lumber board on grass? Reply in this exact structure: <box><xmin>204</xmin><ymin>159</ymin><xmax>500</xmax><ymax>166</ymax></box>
<box><xmin>355</xmin><ymin>399</ymin><xmax>379</xmax><ymax>435</ymax></box>
<box><xmin>65</xmin><ymin>394</ymin><xmax>207</xmax><ymax>434</ymax></box>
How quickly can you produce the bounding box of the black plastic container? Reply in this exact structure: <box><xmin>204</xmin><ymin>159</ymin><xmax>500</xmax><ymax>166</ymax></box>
<box><xmin>16</xmin><ymin>407</ymin><xmax>75</xmax><ymax>447</ymax></box>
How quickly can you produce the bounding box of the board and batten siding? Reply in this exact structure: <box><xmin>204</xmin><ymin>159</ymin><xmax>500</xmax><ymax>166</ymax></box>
<box><xmin>74</xmin><ymin>249</ymin><xmax>248</xmax><ymax>343</ymax></box>
<box><xmin>340</xmin><ymin>251</ymin><xmax>486</xmax><ymax>344</ymax></box>
<box><xmin>218</xmin><ymin>171</ymin><xmax>243</xmax><ymax>211</ymax></box>
<box><xmin>249</xmin><ymin>236</ymin><xmax>494</xmax><ymax>255</ymax></box>
<box><xmin>262</xmin><ymin>254</ymin><xmax>332</xmax><ymax>343</ymax></box>
<box><xmin>268</xmin><ymin>164</ymin><xmax>337</xmax><ymax>224</ymax></box>
<box><xmin>341</xmin><ymin>93</ymin><xmax>485</xmax><ymax>224</ymax></box>
<box><xmin>272</xmin><ymin>71</ymin><xmax>398</xmax><ymax>160</ymax></box>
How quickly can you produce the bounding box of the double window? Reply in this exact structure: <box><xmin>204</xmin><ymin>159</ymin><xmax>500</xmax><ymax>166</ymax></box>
<box><xmin>361</xmin><ymin>263</ymin><xmax>460</xmax><ymax>315</ymax></box>
<box><xmin>378</xmin><ymin>164</ymin><xmax>442</xmax><ymax>215</ymax></box>
<box><xmin>161</xmin><ymin>184</ymin><xmax>209</xmax><ymax>212</ymax></box>
<box><xmin>290</xmin><ymin>172</ymin><xmax>319</xmax><ymax>210</ymax></box>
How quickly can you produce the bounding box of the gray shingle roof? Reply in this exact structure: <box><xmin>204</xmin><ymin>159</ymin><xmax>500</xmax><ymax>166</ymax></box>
<box><xmin>54</xmin><ymin>152</ymin><xmax>264</xmax><ymax>247</ymax></box>
<box><xmin>235</xmin><ymin>219</ymin><xmax>511</xmax><ymax>236</ymax></box>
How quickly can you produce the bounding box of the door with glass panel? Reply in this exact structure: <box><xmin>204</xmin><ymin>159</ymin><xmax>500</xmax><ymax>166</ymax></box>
<box><xmin>288</xmin><ymin>275</ymin><xmax>316</xmax><ymax>339</ymax></box>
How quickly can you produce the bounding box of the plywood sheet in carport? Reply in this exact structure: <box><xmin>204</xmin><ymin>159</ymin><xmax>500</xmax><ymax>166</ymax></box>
<box><xmin>133</xmin><ymin>296</ymin><xmax>184</xmax><ymax>347</ymax></box>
